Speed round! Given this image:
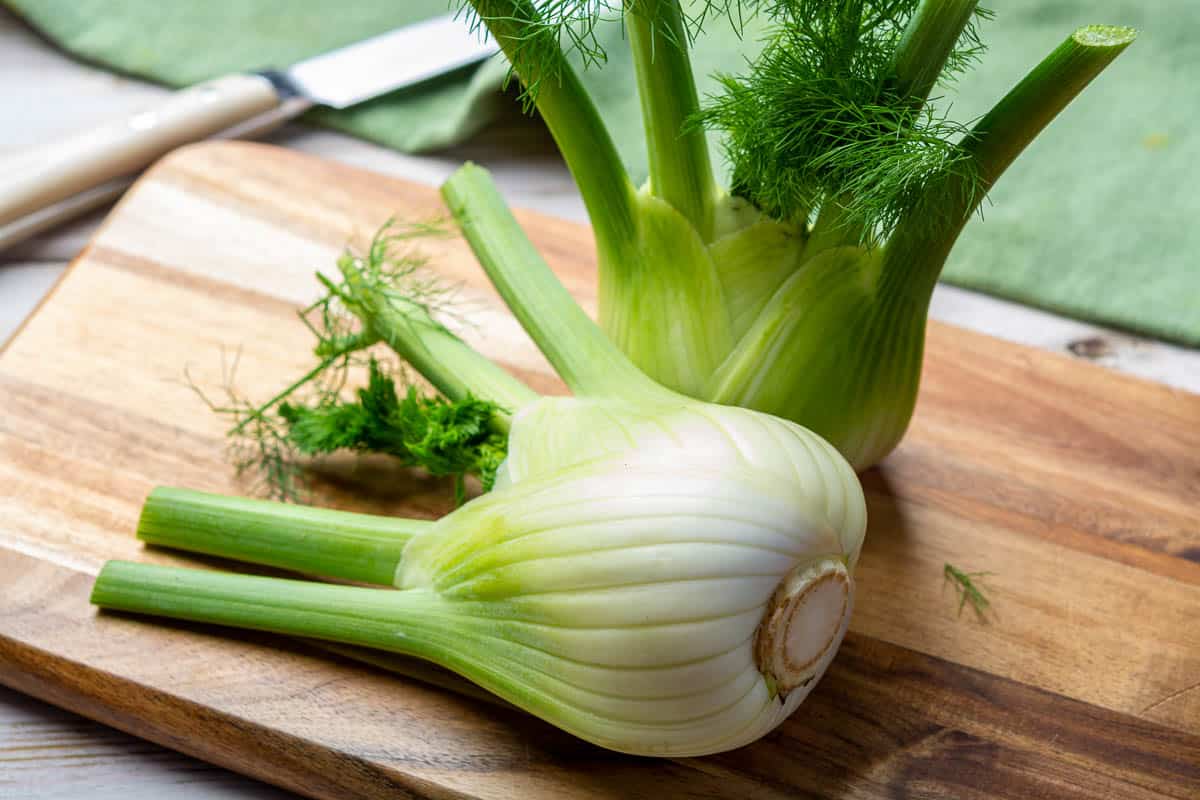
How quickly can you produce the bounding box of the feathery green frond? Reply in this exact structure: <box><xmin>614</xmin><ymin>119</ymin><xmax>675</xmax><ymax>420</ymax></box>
<box><xmin>939</xmin><ymin>4</ymin><xmax>993</xmax><ymax>80</ymax></box>
<box><xmin>698</xmin><ymin>0</ymin><xmax>991</xmax><ymax>241</ymax></box>
<box><xmin>194</xmin><ymin>221</ymin><xmax>507</xmax><ymax>503</ymax></box>
<box><xmin>459</xmin><ymin>0</ymin><xmax>612</xmax><ymax>104</ymax></box>
<box><xmin>279</xmin><ymin>359</ymin><xmax>507</xmax><ymax>503</ymax></box>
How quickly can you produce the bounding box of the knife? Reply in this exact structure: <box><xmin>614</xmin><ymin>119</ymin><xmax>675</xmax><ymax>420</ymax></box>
<box><xmin>0</xmin><ymin>14</ymin><xmax>498</xmax><ymax>247</ymax></box>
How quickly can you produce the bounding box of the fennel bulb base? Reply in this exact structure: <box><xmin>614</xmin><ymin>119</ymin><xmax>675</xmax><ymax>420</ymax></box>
<box><xmin>756</xmin><ymin>557</ymin><xmax>853</xmax><ymax>695</ymax></box>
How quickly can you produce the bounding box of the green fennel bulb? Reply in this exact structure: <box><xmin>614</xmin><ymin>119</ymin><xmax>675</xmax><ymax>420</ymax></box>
<box><xmin>459</xmin><ymin>1</ymin><xmax>1137</xmax><ymax>468</ymax></box>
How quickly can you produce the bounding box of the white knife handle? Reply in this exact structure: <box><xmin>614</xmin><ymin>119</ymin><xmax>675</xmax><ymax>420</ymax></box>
<box><xmin>0</xmin><ymin>73</ymin><xmax>280</xmax><ymax>227</ymax></box>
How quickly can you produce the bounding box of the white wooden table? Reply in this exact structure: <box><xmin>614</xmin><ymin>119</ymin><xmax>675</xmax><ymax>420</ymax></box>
<box><xmin>2</xmin><ymin>9</ymin><xmax>1197</xmax><ymax>799</ymax></box>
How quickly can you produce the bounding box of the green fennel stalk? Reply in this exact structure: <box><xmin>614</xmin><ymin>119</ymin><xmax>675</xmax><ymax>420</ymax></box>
<box><xmin>626</xmin><ymin>0</ymin><xmax>718</xmax><ymax>238</ymax></box>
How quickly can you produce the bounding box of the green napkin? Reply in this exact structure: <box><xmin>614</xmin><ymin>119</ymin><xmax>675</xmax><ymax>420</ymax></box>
<box><xmin>8</xmin><ymin>1</ymin><xmax>1196</xmax><ymax>345</ymax></box>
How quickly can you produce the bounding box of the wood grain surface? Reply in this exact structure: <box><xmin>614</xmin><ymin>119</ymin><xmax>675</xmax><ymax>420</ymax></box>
<box><xmin>0</xmin><ymin>141</ymin><xmax>1197</xmax><ymax>800</ymax></box>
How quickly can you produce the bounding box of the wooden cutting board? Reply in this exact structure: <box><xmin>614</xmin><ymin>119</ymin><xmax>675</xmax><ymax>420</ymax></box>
<box><xmin>1</xmin><ymin>142</ymin><xmax>1197</xmax><ymax>799</ymax></box>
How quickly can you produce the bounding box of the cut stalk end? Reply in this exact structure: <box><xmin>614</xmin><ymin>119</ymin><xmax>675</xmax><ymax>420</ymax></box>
<box><xmin>755</xmin><ymin>557</ymin><xmax>852</xmax><ymax>695</ymax></box>
<box><xmin>1073</xmin><ymin>25</ymin><xmax>1138</xmax><ymax>48</ymax></box>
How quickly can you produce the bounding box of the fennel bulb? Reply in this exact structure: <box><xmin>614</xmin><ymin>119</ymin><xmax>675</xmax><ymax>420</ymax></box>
<box><xmin>397</xmin><ymin>393</ymin><xmax>866</xmax><ymax>755</ymax></box>
<box><xmin>95</xmin><ymin>377</ymin><xmax>866</xmax><ymax>758</ymax></box>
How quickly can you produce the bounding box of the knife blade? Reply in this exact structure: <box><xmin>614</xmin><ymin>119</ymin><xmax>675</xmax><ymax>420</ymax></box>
<box><xmin>282</xmin><ymin>15</ymin><xmax>497</xmax><ymax>110</ymax></box>
<box><xmin>0</xmin><ymin>14</ymin><xmax>499</xmax><ymax>245</ymax></box>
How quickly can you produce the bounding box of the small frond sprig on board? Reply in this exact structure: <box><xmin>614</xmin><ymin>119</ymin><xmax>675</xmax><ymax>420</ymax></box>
<box><xmin>186</xmin><ymin>346</ymin><xmax>309</xmax><ymax>502</ymax></box>
<box><xmin>943</xmin><ymin>562</ymin><xmax>994</xmax><ymax>623</ymax></box>
<box><xmin>190</xmin><ymin>220</ymin><xmax>506</xmax><ymax>504</ymax></box>
<box><xmin>318</xmin><ymin>218</ymin><xmax>473</xmax><ymax>347</ymax></box>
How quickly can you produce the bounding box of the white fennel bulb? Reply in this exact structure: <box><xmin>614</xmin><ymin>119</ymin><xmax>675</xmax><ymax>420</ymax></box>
<box><xmin>96</xmin><ymin>395</ymin><xmax>867</xmax><ymax>757</ymax></box>
<box><xmin>394</xmin><ymin>395</ymin><xmax>866</xmax><ymax>756</ymax></box>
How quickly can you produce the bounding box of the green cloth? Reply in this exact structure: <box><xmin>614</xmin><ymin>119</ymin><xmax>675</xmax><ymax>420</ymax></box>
<box><xmin>8</xmin><ymin>1</ymin><xmax>1196</xmax><ymax>345</ymax></box>
<box><xmin>941</xmin><ymin>1</ymin><xmax>1198</xmax><ymax>347</ymax></box>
